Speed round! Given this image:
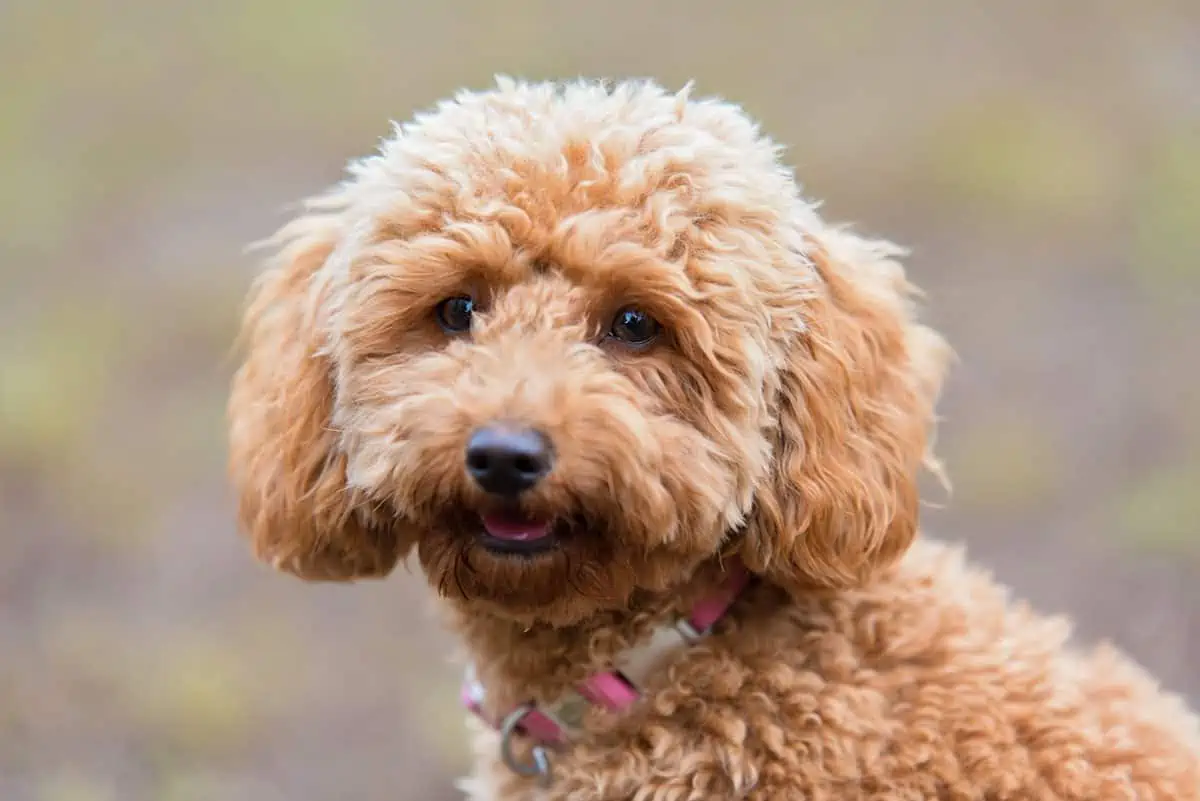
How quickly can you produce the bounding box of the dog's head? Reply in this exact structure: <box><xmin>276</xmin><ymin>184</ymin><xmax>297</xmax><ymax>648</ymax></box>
<box><xmin>228</xmin><ymin>79</ymin><xmax>949</xmax><ymax>625</ymax></box>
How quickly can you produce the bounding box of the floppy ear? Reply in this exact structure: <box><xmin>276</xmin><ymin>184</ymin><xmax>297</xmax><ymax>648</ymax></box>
<box><xmin>227</xmin><ymin>203</ymin><xmax>402</xmax><ymax>581</ymax></box>
<box><xmin>741</xmin><ymin>228</ymin><xmax>950</xmax><ymax>591</ymax></box>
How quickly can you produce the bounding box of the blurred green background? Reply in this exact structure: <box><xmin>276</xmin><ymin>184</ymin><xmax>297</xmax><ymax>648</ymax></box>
<box><xmin>1</xmin><ymin>1</ymin><xmax>1198</xmax><ymax>799</ymax></box>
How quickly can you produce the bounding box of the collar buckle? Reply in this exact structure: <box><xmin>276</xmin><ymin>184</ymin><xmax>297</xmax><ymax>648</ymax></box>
<box><xmin>673</xmin><ymin>617</ymin><xmax>708</xmax><ymax>643</ymax></box>
<box><xmin>499</xmin><ymin>704</ymin><xmax>553</xmax><ymax>786</ymax></box>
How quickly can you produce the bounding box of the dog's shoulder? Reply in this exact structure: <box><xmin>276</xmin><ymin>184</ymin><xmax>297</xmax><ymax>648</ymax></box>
<box><xmin>530</xmin><ymin>538</ymin><xmax>1200</xmax><ymax>800</ymax></box>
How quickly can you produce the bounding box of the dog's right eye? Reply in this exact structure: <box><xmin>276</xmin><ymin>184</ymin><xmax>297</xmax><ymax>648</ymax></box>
<box><xmin>608</xmin><ymin>306</ymin><xmax>661</xmax><ymax>348</ymax></box>
<box><xmin>435</xmin><ymin>296</ymin><xmax>474</xmax><ymax>334</ymax></box>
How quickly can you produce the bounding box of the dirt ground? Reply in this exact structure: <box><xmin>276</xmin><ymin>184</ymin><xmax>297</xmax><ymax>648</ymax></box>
<box><xmin>2</xmin><ymin>2</ymin><xmax>1198</xmax><ymax>800</ymax></box>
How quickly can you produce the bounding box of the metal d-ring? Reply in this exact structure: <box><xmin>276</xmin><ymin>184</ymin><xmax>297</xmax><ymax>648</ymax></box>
<box><xmin>498</xmin><ymin>703</ymin><xmax>553</xmax><ymax>786</ymax></box>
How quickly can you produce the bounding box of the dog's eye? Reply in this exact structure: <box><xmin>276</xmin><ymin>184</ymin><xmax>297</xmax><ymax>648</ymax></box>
<box><xmin>608</xmin><ymin>306</ymin><xmax>660</xmax><ymax>347</ymax></box>
<box><xmin>435</xmin><ymin>296</ymin><xmax>474</xmax><ymax>333</ymax></box>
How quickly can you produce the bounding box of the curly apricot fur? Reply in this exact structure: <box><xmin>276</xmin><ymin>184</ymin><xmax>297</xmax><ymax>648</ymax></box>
<box><xmin>228</xmin><ymin>78</ymin><xmax>1200</xmax><ymax>800</ymax></box>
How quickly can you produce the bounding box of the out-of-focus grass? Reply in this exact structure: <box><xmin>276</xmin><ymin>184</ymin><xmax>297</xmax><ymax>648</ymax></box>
<box><xmin>1115</xmin><ymin>463</ymin><xmax>1200</xmax><ymax>552</ymax></box>
<box><xmin>133</xmin><ymin>639</ymin><xmax>254</xmax><ymax>757</ymax></box>
<box><xmin>37</xmin><ymin>774</ymin><xmax>115</xmax><ymax>801</ymax></box>
<box><xmin>0</xmin><ymin>300</ymin><xmax>130</xmax><ymax>468</ymax></box>
<box><xmin>0</xmin><ymin>282</ymin><xmax>241</xmax><ymax>547</ymax></box>
<box><xmin>206</xmin><ymin>1</ymin><xmax>374</xmax><ymax>93</ymax></box>
<box><xmin>921</xmin><ymin>95</ymin><xmax>1123</xmax><ymax>227</ymax></box>
<box><xmin>405</xmin><ymin>672</ymin><xmax>476</xmax><ymax>766</ymax></box>
<box><xmin>1132</xmin><ymin>130</ymin><xmax>1200</xmax><ymax>297</ymax></box>
<box><xmin>943</xmin><ymin>413</ymin><xmax>1064</xmax><ymax>512</ymax></box>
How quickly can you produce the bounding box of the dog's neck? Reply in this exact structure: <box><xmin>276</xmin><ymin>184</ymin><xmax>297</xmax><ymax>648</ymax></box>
<box><xmin>445</xmin><ymin>558</ymin><xmax>739</xmax><ymax>715</ymax></box>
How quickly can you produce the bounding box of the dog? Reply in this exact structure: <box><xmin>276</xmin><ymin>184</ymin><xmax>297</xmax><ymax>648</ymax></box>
<box><xmin>227</xmin><ymin>78</ymin><xmax>1200</xmax><ymax>800</ymax></box>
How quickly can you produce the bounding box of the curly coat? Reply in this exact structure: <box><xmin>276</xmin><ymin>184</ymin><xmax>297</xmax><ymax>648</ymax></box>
<box><xmin>227</xmin><ymin>78</ymin><xmax>1200</xmax><ymax>800</ymax></box>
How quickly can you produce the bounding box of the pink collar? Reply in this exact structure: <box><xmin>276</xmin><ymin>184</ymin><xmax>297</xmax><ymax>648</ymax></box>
<box><xmin>461</xmin><ymin>559</ymin><xmax>752</xmax><ymax>783</ymax></box>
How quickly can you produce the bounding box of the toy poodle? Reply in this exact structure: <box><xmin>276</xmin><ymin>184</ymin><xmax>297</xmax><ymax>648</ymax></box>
<box><xmin>227</xmin><ymin>78</ymin><xmax>1200</xmax><ymax>799</ymax></box>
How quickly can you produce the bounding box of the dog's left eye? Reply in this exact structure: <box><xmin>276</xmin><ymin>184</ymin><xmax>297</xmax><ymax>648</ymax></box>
<box><xmin>435</xmin><ymin>296</ymin><xmax>475</xmax><ymax>333</ymax></box>
<box><xmin>608</xmin><ymin>306</ymin><xmax>661</xmax><ymax>347</ymax></box>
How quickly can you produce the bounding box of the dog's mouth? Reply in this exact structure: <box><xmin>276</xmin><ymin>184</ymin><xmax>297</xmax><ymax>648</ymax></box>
<box><xmin>475</xmin><ymin>509</ymin><xmax>562</xmax><ymax>556</ymax></box>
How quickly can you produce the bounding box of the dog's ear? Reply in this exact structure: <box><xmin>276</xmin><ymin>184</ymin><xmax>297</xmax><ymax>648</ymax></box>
<box><xmin>741</xmin><ymin>228</ymin><xmax>950</xmax><ymax>591</ymax></box>
<box><xmin>227</xmin><ymin>203</ymin><xmax>402</xmax><ymax>581</ymax></box>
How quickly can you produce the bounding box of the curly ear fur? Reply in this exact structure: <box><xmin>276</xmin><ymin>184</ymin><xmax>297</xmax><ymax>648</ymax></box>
<box><xmin>227</xmin><ymin>206</ymin><xmax>401</xmax><ymax>581</ymax></box>
<box><xmin>741</xmin><ymin>228</ymin><xmax>950</xmax><ymax>591</ymax></box>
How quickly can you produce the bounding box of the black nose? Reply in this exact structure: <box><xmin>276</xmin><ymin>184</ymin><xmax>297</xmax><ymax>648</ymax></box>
<box><xmin>465</xmin><ymin>426</ymin><xmax>553</xmax><ymax>497</ymax></box>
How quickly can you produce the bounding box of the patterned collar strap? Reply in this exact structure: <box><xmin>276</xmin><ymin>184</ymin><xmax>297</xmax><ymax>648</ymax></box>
<box><xmin>460</xmin><ymin>559</ymin><xmax>752</xmax><ymax>784</ymax></box>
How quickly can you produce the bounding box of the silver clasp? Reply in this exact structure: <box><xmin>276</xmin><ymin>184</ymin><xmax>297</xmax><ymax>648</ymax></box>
<box><xmin>498</xmin><ymin>704</ymin><xmax>553</xmax><ymax>787</ymax></box>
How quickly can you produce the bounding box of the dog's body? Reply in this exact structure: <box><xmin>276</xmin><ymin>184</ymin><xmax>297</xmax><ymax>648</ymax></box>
<box><xmin>458</xmin><ymin>539</ymin><xmax>1200</xmax><ymax>800</ymax></box>
<box><xmin>227</xmin><ymin>78</ymin><xmax>1200</xmax><ymax>800</ymax></box>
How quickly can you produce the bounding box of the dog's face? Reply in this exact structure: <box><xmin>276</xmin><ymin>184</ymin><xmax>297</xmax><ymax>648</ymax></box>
<box><xmin>228</xmin><ymin>79</ymin><xmax>949</xmax><ymax>625</ymax></box>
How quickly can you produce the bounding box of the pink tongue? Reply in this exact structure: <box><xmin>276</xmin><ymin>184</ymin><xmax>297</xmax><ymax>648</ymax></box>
<box><xmin>481</xmin><ymin>513</ymin><xmax>552</xmax><ymax>542</ymax></box>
